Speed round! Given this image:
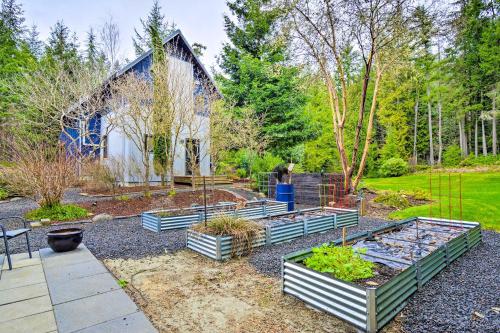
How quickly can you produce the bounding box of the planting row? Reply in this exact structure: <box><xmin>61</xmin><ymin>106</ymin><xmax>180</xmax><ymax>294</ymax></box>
<box><xmin>281</xmin><ymin>217</ymin><xmax>481</xmax><ymax>332</ymax></box>
<box><xmin>186</xmin><ymin>207</ymin><xmax>359</xmax><ymax>260</ymax></box>
<box><xmin>141</xmin><ymin>200</ymin><xmax>288</xmax><ymax>232</ymax></box>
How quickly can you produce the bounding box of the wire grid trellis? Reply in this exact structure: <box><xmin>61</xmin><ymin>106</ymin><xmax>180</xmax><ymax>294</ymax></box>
<box><xmin>257</xmin><ymin>172</ymin><xmax>277</xmax><ymax>199</ymax></box>
<box><xmin>428</xmin><ymin>169</ymin><xmax>463</xmax><ymax>223</ymax></box>
<box><xmin>257</xmin><ymin>172</ymin><xmax>354</xmax><ymax>208</ymax></box>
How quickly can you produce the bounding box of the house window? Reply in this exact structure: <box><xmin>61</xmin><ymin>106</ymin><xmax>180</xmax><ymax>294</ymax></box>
<box><xmin>102</xmin><ymin>135</ymin><xmax>108</xmax><ymax>159</ymax></box>
<box><xmin>144</xmin><ymin>134</ymin><xmax>154</xmax><ymax>153</ymax></box>
<box><xmin>82</xmin><ymin>118</ymin><xmax>98</xmax><ymax>146</ymax></box>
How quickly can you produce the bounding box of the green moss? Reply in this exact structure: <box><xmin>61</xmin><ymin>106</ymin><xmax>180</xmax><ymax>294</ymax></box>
<box><xmin>304</xmin><ymin>245</ymin><xmax>374</xmax><ymax>282</ymax></box>
<box><xmin>0</xmin><ymin>187</ymin><xmax>8</xmax><ymax>200</ymax></box>
<box><xmin>25</xmin><ymin>204</ymin><xmax>88</xmax><ymax>222</ymax></box>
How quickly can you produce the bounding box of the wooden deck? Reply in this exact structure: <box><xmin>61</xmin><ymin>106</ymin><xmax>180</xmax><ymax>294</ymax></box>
<box><xmin>174</xmin><ymin>175</ymin><xmax>233</xmax><ymax>186</ymax></box>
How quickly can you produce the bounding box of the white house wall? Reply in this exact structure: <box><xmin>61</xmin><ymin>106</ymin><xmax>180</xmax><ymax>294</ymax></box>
<box><xmin>100</xmin><ymin>56</ymin><xmax>211</xmax><ymax>184</ymax></box>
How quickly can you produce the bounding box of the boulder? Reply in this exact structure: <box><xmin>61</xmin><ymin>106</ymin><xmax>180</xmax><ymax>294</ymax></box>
<box><xmin>92</xmin><ymin>213</ymin><xmax>113</xmax><ymax>222</ymax></box>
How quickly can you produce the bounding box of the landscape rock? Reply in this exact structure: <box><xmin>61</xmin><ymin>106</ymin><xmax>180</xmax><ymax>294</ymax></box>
<box><xmin>92</xmin><ymin>213</ymin><xmax>113</xmax><ymax>222</ymax></box>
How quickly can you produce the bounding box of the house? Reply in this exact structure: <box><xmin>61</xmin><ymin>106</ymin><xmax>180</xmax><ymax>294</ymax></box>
<box><xmin>63</xmin><ymin>30</ymin><xmax>218</xmax><ymax>184</ymax></box>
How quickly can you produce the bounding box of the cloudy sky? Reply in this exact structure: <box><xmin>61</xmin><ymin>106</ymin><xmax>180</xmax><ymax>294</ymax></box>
<box><xmin>20</xmin><ymin>0</ymin><xmax>229</xmax><ymax>71</ymax></box>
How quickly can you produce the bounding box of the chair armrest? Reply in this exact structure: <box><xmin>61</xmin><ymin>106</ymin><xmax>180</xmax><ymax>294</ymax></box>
<box><xmin>0</xmin><ymin>216</ymin><xmax>30</xmax><ymax>230</ymax></box>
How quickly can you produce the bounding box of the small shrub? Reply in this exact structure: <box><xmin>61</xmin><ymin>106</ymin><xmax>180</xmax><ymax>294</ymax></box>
<box><xmin>236</xmin><ymin>168</ymin><xmax>247</xmax><ymax>178</ymax></box>
<box><xmin>404</xmin><ymin>189</ymin><xmax>430</xmax><ymax>201</ymax></box>
<box><xmin>115</xmin><ymin>195</ymin><xmax>130</xmax><ymax>201</ymax></box>
<box><xmin>374</xmin><ymin>191</ymin><xmax>410</xmax><ymax>209</ymax></box>
<box><xmin>379</xmin><ymin>158</ymin><xmax>408</xmax><ymax>177</ymax></box>
<box><xmin>443</xmin><ymin>145</ymin><xmax>462</xmax><ymax>167</ymax></box>
<box><xmin>168</xmin><ymin>189</ymin><xmax>176</xmax><ymax>196</ymax></box>
<box><xmin>82</xmin><ymin>158</ymin><xmax>124</xmax><ymax>194</ymax></box>
<box><xmin>459</xmin><ymin>154</ymin><xmax>500</xmax><ymax>167</ymax></box>
<box><xmin>25</xmin><ymin>204</ymin><xmax>88</xmax><ymax>221</ymax></box>
<box><xmin>192</xmin><ymin>215</ymin><xmax>262</xmax><ymax>257</ymax></box>
<box><xmin>0</xmin><ymin>187</ymin><xmax>8</xmax><ymax>200</ymax></box>
<box><xmin>304</xmin><ymin>244</ymin><xmax>374</xmax><ymax>282</ymax></box>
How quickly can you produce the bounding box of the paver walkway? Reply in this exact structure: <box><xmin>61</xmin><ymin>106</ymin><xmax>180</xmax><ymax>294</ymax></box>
<box><xmin>0</xmin><ymin>244</ymin><xmax>157</xmax><ymax>333</ymax></box>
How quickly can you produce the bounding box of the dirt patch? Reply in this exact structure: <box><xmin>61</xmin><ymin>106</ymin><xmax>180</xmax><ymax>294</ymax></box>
<box><xmin>104</xmin><ymin>251</ymin><xmax>361</xmax><ymax>333</ymax></box>
<box><xmin>82</xmin><ymin>184</ymin><xmax>190</xmax><ymax>196</ymax></box>
<box><xmin>80</xmin><ymin>189</ymin><xmax>243</xmax><ymax>216</ymax></box>
<box><xmin>356</xmin><ymin>264</ymin><xmax>401</xmax><ymax>287</ymax></box>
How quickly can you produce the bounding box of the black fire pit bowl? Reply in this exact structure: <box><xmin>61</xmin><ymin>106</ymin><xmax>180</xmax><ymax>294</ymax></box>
<box><xmin>47</xmin><ymin>228</ymin><xmax>83</xmax><ymax>252</ymax></box>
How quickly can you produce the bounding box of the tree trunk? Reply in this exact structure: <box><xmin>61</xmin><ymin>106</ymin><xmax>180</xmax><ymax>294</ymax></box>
<box><xmin>459</xmin><ymin>117</ymin><xmax>468</xmax><ymax>156</ymax></box>
<box><xmin>467</xmin><ymin>113</ymin><xmax>472</xmax><ymax>155</ymax></box>
<box><xmin>437</xmin><ymin>99</ymin><xmax>442</xmax><ymax>164</ymax></box>
<box><xmin>427</xmin><ymin>84</ymin><xmax>434</xmax><ymax>165</ymax></box>
<box><xmin>481</xmin><ymin>115</ymin><xmax>487</xmax><ymax>156</ymax></box>
<box><xmin>413</xmin><ymin>96</ymin><xmax>419</xmax><ymax>164</ymax></box>
<box><xmin>474</xmin><ymin>116</ymin><xmax>479</xmax><ymax>157</ymax></box>
<box><xmin>143</xmin><ymin>152</ymin><xmax>150</xmax><ymax>196</ymax></box>
<box><xmin>493</xmin><ymin>95</ymin><xmax>497</xmax><ymax>156</ymax></box>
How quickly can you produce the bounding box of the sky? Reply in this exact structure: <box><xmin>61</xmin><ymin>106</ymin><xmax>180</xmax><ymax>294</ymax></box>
<box><xmin>20</xmin><ymin>0</ymin><xmax>229</xmax><ymax>72</ymax></box>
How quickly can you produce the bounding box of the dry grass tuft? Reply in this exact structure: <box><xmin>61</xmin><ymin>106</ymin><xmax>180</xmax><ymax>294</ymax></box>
<box><xmin>192</xmin><ymin>215</ymin><xmax>263</xmax><ymax>257</ymax></box>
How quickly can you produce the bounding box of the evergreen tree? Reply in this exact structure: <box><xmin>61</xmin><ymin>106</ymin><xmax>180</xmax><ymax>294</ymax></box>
<box><xmin>44</xmin><ymin>20</ymin><xmax>80</xmax><ymax>67</ymax></box>
<box><xmin>0</xmin><ymin>0</ymin><xmax>24</xmax><ymax>38</ymax></box>
<box><xmin>25</xmin><ymin>24</ymin><xmax>43</xmax><ymax>58</ymax></box>
<box><xmin>132</xmin><ymin>0</ymin><xmax>176</xmax><ymax>56</ymax></box>
<box><xmin>218</xmin><ymin>0</ymin><xmax>312</xmax><ymax>158</ymax></box>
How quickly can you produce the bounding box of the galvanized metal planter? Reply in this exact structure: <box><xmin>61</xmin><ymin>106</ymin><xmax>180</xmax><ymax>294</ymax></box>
<box><xmin>281</xmin><ymin>217</ymin><xmax>482</xmax><ymax>332</ymax></box>
<box><xmin>142</xmin><ymin>200</ymin><xmax>288</xmax><ymax>232</ymax></box>
<box><xmin>187</xmin><ymin>207</ymin><xmax>360</xmax><ymax>260</ymax></box>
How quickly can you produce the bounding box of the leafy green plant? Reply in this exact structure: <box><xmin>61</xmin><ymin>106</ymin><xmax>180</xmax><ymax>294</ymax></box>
<box><xmin>168</xmin><ymin>189</ymin><xmax>176</xmax><ymax>196</ymax></box>
<box><xmin>117</xmin><ymin>279</ymin><xmax>128</xmax><ymax>288</ymax></box>
<box><xmin>379</xmin><ymin>158</ymin><xmax>408</xmax><ymax>177</ymax></box>
<box><xmin>304</xmin><ymin>245</ymin><xmax>374</xmax><ymax>282</ymax></box>
<box><xmin>374</xmin><ymin>191</ymin><xmax>410</xmax><ymax>209</ymax></box>
<box><xmin>25</xmin><ymin>204</ymin><xmax>88</xmax><ymax>222</ymax></box>
<box><xmin>0</xmin><ymin>187</ymin><xmax>8</xmax><ymax>200</ymax></box>
<box><xmin>115</xmin><ymin>195</ymin><xmax>130</xmax><ymax>201</ymax></box>
<box><xmin>192</xmin><ymin>215</ymin><xmax>262</xmax><ymax>257</ymax></box>
<box><xmin>442</xmin><ymin>145</ymin><xmax>462</xmax><ymax>166</ymax></box>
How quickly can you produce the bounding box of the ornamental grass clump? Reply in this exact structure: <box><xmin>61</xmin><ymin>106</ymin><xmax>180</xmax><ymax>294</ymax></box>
<box><xmin>304</xmin><ymin>244</ymin><xmax>374</xmax><ymax>282</ymax></box>
<box><xmin>192</xmin><ymin>215</ymin><xmax>262</xmax><ymax>257</ymax></box>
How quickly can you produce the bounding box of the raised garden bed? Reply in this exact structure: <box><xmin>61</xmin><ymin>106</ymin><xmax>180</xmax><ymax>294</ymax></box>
<box><xmin>142</xmin><ymin>200</ymin><xmax>288</xmax><ymax>232</ymax></box>
<box><xmin>186</xmin><ymin>207</ymin><xmax>359</xmax><ymax>260</ymax></box>
<box><xmin>281</xmin><ymin>217</ymin><xmax>482</xmax><ymax>332</ymax></box>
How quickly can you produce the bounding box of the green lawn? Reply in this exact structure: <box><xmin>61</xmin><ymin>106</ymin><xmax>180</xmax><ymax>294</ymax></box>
<box><xmin>363</xmin><ymin>171</ymin><xmax>500</xmax><ymax>231</ymax></box>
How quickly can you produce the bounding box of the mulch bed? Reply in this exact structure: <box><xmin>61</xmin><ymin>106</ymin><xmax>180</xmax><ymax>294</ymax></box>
<box><xmin>82</xmin><ymin>184</ymin><xmax>190</xmax><ymax>196</ymax></box>
<box><xmin>79</xmin><ymin>189</ymin><xmax>243</xmax><ymax>216</ymax></box>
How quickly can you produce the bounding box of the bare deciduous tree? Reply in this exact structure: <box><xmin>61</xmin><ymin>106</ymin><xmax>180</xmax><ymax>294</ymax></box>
<box><xmin>100</xmin><ymin>16</ymin><xmax>121</xmax><ymax>72</ymax></box>
<box><xmin>108</xmin><ymin>72</ymin><xmax>155</xmax><ymax>195</ymax></box>
<box><xmin>289</xmin><ymin>0</ymin><xmax>410</xmax><ymax>191</ymax></box>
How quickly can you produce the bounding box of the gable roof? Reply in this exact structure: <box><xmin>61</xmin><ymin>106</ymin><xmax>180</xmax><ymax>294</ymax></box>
<box><xmin>113</xmin><ymin>29</ymin><xmax>219</xmax><ymax>94</ymax></box>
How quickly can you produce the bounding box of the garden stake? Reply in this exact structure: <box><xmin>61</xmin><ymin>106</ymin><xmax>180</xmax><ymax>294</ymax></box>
<box><xmin>342</xmin><ymin>227</ymin><xmax>346</xmax><ymax>246</ymax></box>
<box><xmin>429</xmin><ymin>167</ymin><xmax>433</xmax><ymax>217</ymax></box>
<box><xmin>459</xmin><ymin>173</ymin><xmax>463</xmax><ymax>228</ymax></box>
<box><xmin>448</xmin><ymin>173</ymin><xmax>452</xmax><ymax>221</ymax></box>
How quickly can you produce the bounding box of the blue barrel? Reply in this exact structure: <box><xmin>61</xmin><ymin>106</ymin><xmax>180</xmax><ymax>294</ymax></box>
<box><xmin>276</xmin><ymin>184</ymin><xmax>295</xmax><ymax>211</ymax></box>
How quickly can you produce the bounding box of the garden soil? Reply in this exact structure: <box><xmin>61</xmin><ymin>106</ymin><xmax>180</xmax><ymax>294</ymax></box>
<box><xmin>103</xmin><ymin>251</ymin><xmax>404</xmax><ymax>333</ymax></box>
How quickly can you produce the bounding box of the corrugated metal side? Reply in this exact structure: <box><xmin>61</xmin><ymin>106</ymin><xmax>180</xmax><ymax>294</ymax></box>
<box><xmin>186</xmin><ymin>229</ymin><xmax>218</xmax><ymax>260</ymax></box>
<box><xmin>375</xmin><ymin>266</ymin><xmax>417</xmax><ymax>330</ymax></box>
<box><xmin>283</xmin><ymin>261</ymin><xmax>368</xmax><ymax>331</ymax></box>
<box><xmin>266</xmin><ymin>202</ymin><xmax>289</xmax><ymax>215</ymax></box>
<box><xmin>419</xmin><ymin>247</ymin><xmax>447</xmax><ymax>285</ymax></box>
<box><xmin>270</xmin><ymin>221</ymin><xmax>305</xmax><ymax>244</ymax></box>
<box><xmin>336</xmin><ymin>211</ymin><xmax>359</xmax><ymax>227</ymax></box>
<box><xmin>219</xmin><ymin>230</ymin><xmax>267</xmax><ymax>260</ymax></box>
<box><xmin>160</xmin><ymin>214</ymin><xmax>200</xmax><ymax>230</ymax></box>
<box><xmin>141</xmin><ymin>213</ymin><xmax>159</xmax><ymax>232</ymax></box>
<box><xmin>307</xmin><ymin>216</ymin><xmax>335</xmax><ymax>234</ymax></box>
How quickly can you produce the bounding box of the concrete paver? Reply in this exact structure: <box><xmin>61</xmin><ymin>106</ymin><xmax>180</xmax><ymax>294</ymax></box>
<box><xmin>53</xmin><ymin>289</ymin><xmax>140</xmax><ymax>333</ymax></box>
<box><xmin>48</xmin><ymin>272</ymin><xmax>119</xmax><ymax>305</ymax></box>
<box><xmin>0</xmin><ymin>310</ymin><xmax>57</xmax><ymax>333</ymax></box>
<box><xmin>0</xmin><ymin>295</ymin><xmax>52</xmax><ymax>323</ymax></box>
<box><xmin>0</xmin><ymin>282</ymin><xmax>48</xmax><ymax>306</ymax></box>
<box><xmin>0</xmin><ymin>244</ymin><xmax>157</xmax><ymax>333</ymax></box>
<box><xmin>73</xmin><ymin>311</ymin><xmax>157</xmax><ymax>333</ymax></box>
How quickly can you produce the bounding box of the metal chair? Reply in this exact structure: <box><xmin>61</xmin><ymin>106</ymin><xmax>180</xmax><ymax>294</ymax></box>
<box><xmin>0</xmin><ymin>216</ymin><xmax>32</xmax><ymax>270</ymax></box>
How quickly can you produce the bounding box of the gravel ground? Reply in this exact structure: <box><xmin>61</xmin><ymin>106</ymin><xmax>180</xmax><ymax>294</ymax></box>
<box><xmin>0</xmin><ymin>216</ymin><xmax>186</xmax><ymax>259</ymax></box>
<box><xmin>402</xmin><ymin>230</ymin><xmax>500</xmax><ymax>333</ymax></box>
<box><xmin>248</xmin><ymin>216</ymin><xmax>389</xmax><ymax>276</ymax></box>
